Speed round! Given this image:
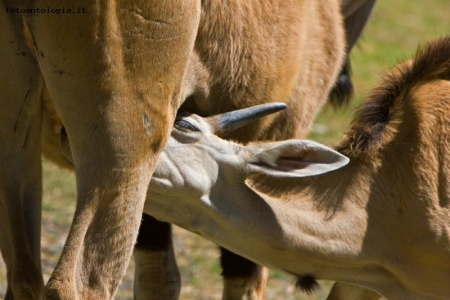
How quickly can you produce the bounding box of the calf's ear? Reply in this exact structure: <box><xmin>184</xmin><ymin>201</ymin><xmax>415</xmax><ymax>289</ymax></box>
<box><xmin>245</xmin><ymin>140</ymin><xmax>349</xmax><ymax>178</ymax></box>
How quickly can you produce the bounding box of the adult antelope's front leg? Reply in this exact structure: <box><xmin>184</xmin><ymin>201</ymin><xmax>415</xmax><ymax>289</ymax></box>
<box><xmin>27</xmin><ymin>1</ymin><xmax>200</xmax><ymax>298</ymax></box>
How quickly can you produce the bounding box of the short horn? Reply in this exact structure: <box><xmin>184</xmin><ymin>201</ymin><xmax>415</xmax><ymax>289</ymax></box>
<box><xmin>208</xmin><ymin>102</ymin><xmax>287</xmax><ymax>136</ymax></box>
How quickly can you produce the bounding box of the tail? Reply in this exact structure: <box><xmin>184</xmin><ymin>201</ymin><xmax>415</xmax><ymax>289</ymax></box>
<box><xmin>296</xmin><ymin>275</ymin><xmax>320</xmax><ymax>295</ymax></box>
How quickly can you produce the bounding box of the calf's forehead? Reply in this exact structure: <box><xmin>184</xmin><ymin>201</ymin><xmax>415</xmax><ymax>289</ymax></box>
<box><xmin>152</xmin><ymin>130</ymin><xmax>246</xmax><ymax>181</ymax></box>
<box><xmin>166</xmin><ymin>129</ymin><xmax>241</xmax><ymax>156</ymax></box>
<box><xmin>150</xmin><ymin>138</ymin><xmax>222</xmax><ymax>197</ymax></box>
<box><xmin>155</xmin><ymin>136</ymin><xmax>218</xmax><ymax>174</ymax></box>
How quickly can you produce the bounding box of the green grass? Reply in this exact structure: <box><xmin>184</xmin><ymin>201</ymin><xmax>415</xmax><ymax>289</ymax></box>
<box><xmin>310</xmin><ymin>0</ymin><xmax>450</xmax><ymax>147</ymax></box>
<box><xmin>1</xmin><ymin>1</ymin><xmax>449</xmax><ymax>299</ymax></box>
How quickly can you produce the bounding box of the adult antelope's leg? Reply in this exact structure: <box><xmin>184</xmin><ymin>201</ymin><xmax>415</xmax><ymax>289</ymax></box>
<box><xmin>342</xmin><ymin>0</ymin><xmax>377</xmax><ymax>48</ymax></box>
<box><xmin>134</xmin><ymin>214</ymin><xmax>180</xmax><ymax>300</ymax></box>
<box><xmin>0</xmin><ymin>7</ymin><xmax>44</xmax><ymax>300</ymax></box>
<box><xmin>27</xmin><ymin>1</ymin><xmax>200</xmax><ymax>298</ymax></box>
<box><xmin>326</xmin><ymin>282</ymin><xmax>382</xmax><ymax>300</ymax></box>
<box><xmin>221</xmin><ymin>248</ymin><xmax>268</xmax><ymax>300</ymax></box>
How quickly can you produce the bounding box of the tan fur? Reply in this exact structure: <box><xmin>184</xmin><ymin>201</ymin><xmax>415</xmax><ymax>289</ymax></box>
<box><xmin>326</xmin><ymin>283</ymin><xmax>382</xmax><ymax>300</ymax></box>
<box><xmin>140</xmin><ymin>1</ymin><xmax>376</xmax><ymax>295</ymax></box>
<box><xmin>139</xmin><ymin>1</ymin><xmax>347</xmax><ymax>298</ymax></box>
<box><xmin>143</xmin><ymin>37</ymin><xmax>450</xmax><ymax>299</ymax></box>
<box><xmin>1</xmin><ymin>0</ymin><xmax>200</xmax><ymax>299</ymax></box>
<box><xmin>32</xmin><ymin>1</ymin><xmax>372</xmax><ymax>296</ymax></box>
<box><xmin>181</xmin><ymin>0</ymin><xmax>345</xmax><ymax>142</ymax></box>
<box><xmin>1</xmin><ymin>0</ymin><xmax>376</xmax><ymax>298</ymax></box>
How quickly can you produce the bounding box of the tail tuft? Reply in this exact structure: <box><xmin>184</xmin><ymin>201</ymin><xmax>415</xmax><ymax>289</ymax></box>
<box><xmin>296</xmin><ymin>275</ymin><xmax>320</xmax><ymax>295</ymax></box>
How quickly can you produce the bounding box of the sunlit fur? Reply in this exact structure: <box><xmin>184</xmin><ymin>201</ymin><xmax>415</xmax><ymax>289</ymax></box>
<box><xmin>144</xmin><ymin>37</ymin><xmax>450</xmax><ymax>300</ymax></box>
<box><xmin>146</xmin><ymin>1</ymin><xmax>348</xmax><ymax>298</ymax></box>
<box><xmin>0</xmin><ymin>0</ymin><xmax>376</xmax><ymax>299</ymax></box>
<box><xmin>181</xmin><ymin>0</ymin><xmax>346</xmax><ymax>143</ymax></box>
<box><xmin>139</xmin><ymin>0</ymin><xmax>372</xmax><ymax>297</ymax></box>
<box><xmin>43</xmin><ymin>1</ymin><xmax>348</xmax><ymax>299</ymax></box>
<box><xmin>0</xmin><ymin>0</ymin><xmax>200</xmax><ymax>299</ymax></box>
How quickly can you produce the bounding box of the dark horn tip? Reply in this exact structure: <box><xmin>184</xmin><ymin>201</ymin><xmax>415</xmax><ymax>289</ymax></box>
<box><xmin>213</xmin><ymin>102</ymin><xmax>288</xmax><ymax>136</ymax></box>
<box><xmin>266</xmin><ymin>102</ymin><xmax>288</xmax><ymax>112</ymax></box>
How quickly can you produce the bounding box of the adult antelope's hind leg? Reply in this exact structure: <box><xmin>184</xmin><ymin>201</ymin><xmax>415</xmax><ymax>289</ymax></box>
<box><xmin>133</xmin><ymin>214</ymin><xmax>181</xmax><ymax>300</ymax></box>
<box><xmin>221</xmin><ymin>248</ymin><xmax>268</xmax><ymax>300</ymax></box>
<box><xmin>0</xmin><ymin>6</ymin><xmax>44</xmax><ymax>300</ymax></box>
<box><xmin>326</xmin><ymin>282</ymin><xmax>382</xmax><ymax>300</ymax></box>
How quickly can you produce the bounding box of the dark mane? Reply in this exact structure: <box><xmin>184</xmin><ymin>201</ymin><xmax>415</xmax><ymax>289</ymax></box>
<box><xmin>337</xmin><ymin>36</ymin><xmax>450</xmax><ymax>158</ymax></box>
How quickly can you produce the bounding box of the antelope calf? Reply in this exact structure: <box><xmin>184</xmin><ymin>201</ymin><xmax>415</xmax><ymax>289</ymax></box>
<box><xmin>141</xmin><ymin>37</ymin><xmax>450</xmax><ymax>300</ymax></box>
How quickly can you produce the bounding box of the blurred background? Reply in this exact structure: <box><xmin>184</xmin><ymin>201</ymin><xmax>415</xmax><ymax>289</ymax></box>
<box><xmin>1</xmin><ymin>0</ymin><xmax>449</xmax><ymax>299</ymax></box>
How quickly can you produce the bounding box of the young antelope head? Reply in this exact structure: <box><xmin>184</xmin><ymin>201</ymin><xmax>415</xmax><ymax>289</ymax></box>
<box><xmin>146</xmin><ymin>103</ymin><xmax>349</xmax><ymax>221</ymax></box>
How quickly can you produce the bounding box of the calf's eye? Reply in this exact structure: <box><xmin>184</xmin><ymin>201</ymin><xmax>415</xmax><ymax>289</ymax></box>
<box><xmin>174</xmin><ymin>119</ymin><xmax>200</xmax><ymax>132</ymax></box>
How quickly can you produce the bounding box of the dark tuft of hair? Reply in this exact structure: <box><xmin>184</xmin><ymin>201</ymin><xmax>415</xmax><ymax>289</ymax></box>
<box><xmin>296</xmin><ymin>275</ymin><xmax>320</xmax><ymax>295</ymax></box>
<box><xmin>328</xmin><ymin>58</ymin><xmax>354</xmax><ymax>108</ymax></box>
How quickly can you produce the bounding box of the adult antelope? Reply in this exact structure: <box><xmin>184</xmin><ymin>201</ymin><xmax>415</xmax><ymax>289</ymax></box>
<box><xmin>0</xmin><ymin>0</ymin><xmax>375</xmax><ymax>299</ymax></box>
<box><xmin>134</xmin><ymin>37</ymin><xmax>450</xmax><ymax>300</ymax></box>
<box><xmin>1</xmin><ymin>1</ymin><xmax>200</xmax><ymax>299</ymax></box>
